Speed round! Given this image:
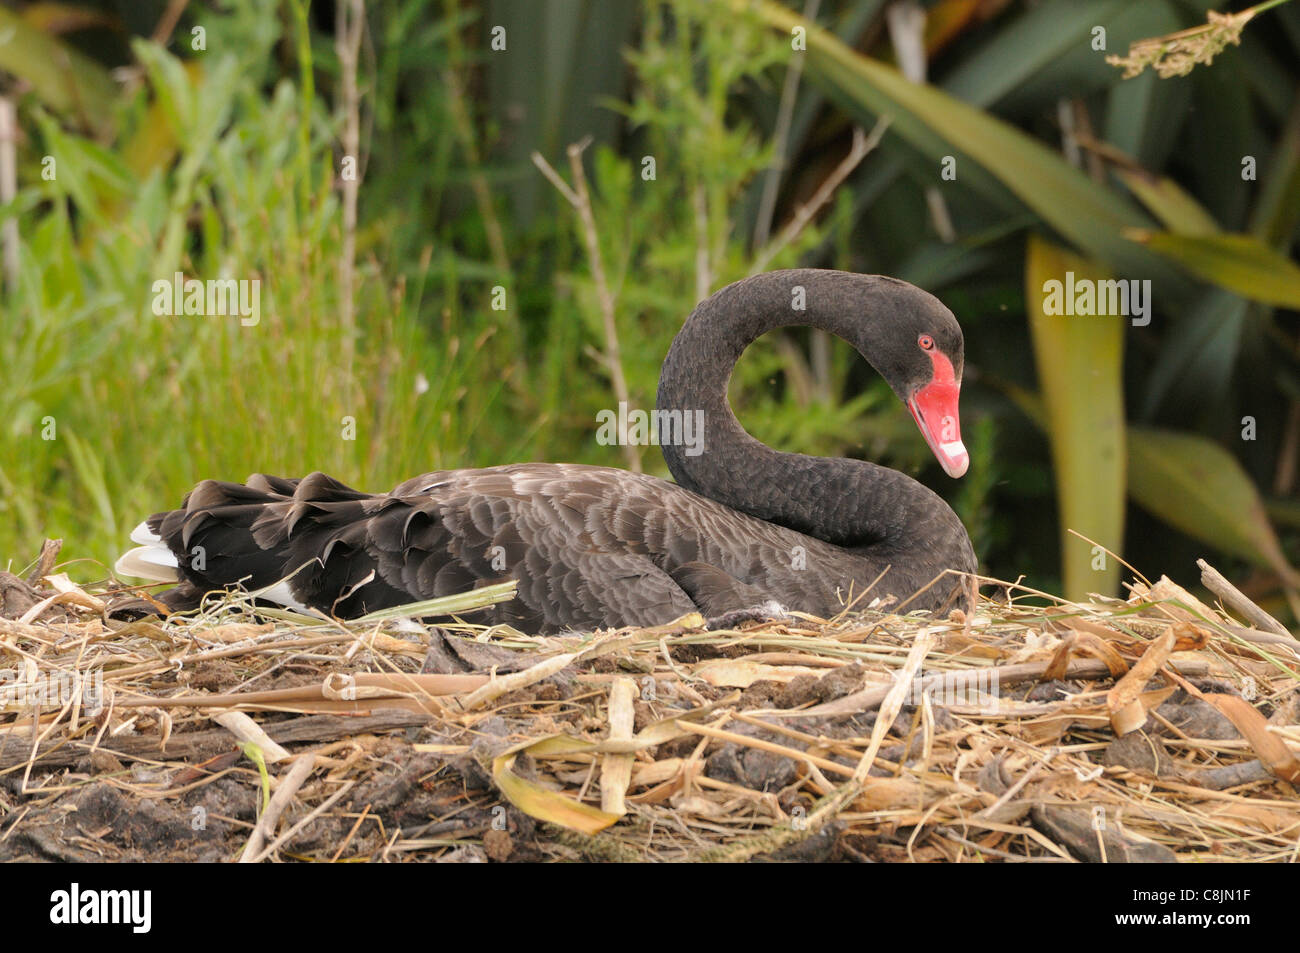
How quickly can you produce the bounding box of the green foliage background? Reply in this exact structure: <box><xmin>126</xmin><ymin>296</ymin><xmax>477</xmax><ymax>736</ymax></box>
<box><xmin>1</xmin><ymin>0</ymin><xmax>1298</xmax><ymax>620</ymax></box>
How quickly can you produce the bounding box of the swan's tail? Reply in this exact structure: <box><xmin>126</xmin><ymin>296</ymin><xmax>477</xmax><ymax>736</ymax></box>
<box><xmin>113</xmin><ymin>521</ymin><xmax>180</xmax><ymax>582</ymax></box>
<box><xmin>112</xmin><ymin>473</ymin><xmax>413</xmax><ymax>616</ymax></box>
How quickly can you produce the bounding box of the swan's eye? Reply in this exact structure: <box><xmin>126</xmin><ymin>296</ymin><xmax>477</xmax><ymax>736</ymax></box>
<box><xmin>918</xmin><ymin>334</ymin><xmax>934</xmax><ymax>350</ymax></box>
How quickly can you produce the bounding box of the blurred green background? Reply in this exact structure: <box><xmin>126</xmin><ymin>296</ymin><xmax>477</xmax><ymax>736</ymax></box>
<box><xmin>1</xmin><ymin>0</ymin><xmax>1297</xmax><ymax>622</ymax></box>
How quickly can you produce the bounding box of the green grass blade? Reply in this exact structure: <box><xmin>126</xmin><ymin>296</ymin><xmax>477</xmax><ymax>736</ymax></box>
<box><xmin>0</xmin><ymin>8</ymin><xmax>116</xmax><ymax>134</ymax></box>
<box><xmin>941</xmin><ymin>0</ymin><xmax>1130</xmax><ymax>107</ymax></box>
<box><xmin>750</xmin><ymin>0</ymin><xmax>1193</xmax><ymax>300</ymax></box>
<box><xmin>1127</xmin><ymin>426</ymin><xmax>1299</xmax><ymax>586</ymax></box>
<box><xmin>350</xmin><ymin>581</ymin><xmax>520</xmax><ymax>623</ymax></box>
<box><xmin>1114</xmin><ymin>170</ymin><xmax>1220</xmax><ymax>236</ymax></box>
<box><xmin>1025</xmin><ymin>235</ymin><xmax>1125</xmax><ymax>601</ymax></box>
<box><xmin>1126</xmin><ymin>230</ymin><xmax>1300</xmax><ymax>308</ymax></box>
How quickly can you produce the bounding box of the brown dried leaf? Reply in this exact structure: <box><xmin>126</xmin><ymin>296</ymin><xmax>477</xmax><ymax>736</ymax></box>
<box><xmin>1107</xmin><ymin>628</ymin><xmax>1178</xmax><ymax>735</ymax></box>
<box><xmin>1203</xmin><ymin>693</ymin><xmax>1300</xmax><ymax>785</ymax></box>
<box><xmin>1078</xmin><ymin>636</ymin><xmax>1130</xmax><ymax>675</ymax></box>
<box><xmin>492</xmin><ymin>741</ymin><xmax>620</xmax><ymax>835</ymax></box>
<box><xmin>1042</xmin><ymin>635</ymin><xmax>1077</xmax><ymax>682</ymax></box>
<box><xmin>1169</xmin><ymin>621</ymin><xmax>1211</xmax><ymax>652</ymax></box>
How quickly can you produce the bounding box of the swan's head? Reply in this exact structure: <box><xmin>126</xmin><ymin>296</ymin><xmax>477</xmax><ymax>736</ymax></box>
<box><xmin>905</xmin><ymin>337</ymin><xmax>968</xmax><ymax>479</ymax></box>
<box><xmin>864</xmin><ymin>280</ymin><xmax>969</xmax><ymax>479</ymax></box>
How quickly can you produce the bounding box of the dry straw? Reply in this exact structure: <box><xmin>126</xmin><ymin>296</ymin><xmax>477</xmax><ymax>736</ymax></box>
<box><xmin>0</xmin><ymin>547</ymin><xmax>1296</xmax><ymax>862</ymax></box>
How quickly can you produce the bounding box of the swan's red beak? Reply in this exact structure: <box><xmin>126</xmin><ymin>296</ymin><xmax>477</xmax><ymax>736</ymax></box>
<box><xmin>906</xmin><ymin>352</ymin><xmax>969</xmax><ymax>478</ymax></box>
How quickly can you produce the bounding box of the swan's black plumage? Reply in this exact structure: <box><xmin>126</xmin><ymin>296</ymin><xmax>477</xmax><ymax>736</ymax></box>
<box><xmin>123</xmin><ymin>270</ymin><xmax>977</xmax><ymax>631</ymax></box>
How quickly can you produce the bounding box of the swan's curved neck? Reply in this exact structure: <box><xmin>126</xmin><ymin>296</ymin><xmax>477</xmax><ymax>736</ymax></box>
<box><xmin>656</xmin><ymin>270</ymin><xmax>958</xmax><ymax>552</ymax></box>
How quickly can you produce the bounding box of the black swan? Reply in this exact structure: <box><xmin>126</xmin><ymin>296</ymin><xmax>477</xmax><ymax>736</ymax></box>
<box><xmin>115</xmin><ymin>269</ymin><xmax>977</xmax><ymax>632</ymax></box>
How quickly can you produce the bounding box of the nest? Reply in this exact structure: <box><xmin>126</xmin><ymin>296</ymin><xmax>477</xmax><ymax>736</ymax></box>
<box><xmin>1</xmin><ymin>542</ymin><xmax>1297</xmax><ymax>863</ymax></box>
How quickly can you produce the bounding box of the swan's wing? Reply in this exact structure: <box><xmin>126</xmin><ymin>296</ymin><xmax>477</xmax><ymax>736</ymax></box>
<box><xmin>131</xmin><ymin>464</ymin><xmax>699</xmax><ymax>632</ymax></box>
